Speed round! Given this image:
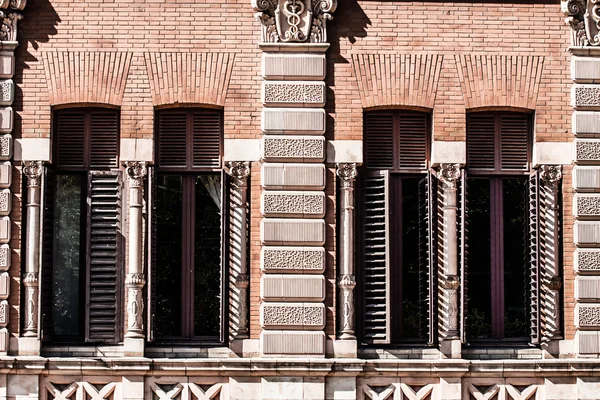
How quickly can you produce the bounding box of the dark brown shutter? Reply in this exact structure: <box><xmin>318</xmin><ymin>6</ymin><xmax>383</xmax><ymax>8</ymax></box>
<box><xmin>147</xmin><ymin>166</ymin><xmax>156</xmax><ymax>342</ymax></box>
<box><xmin>361</xmin><ymin>171</ymin><xmax>390</xmax><ymax>344</ymax></box>
<box><xmin>157</xmin><ymin>111</ymin><xmax>187</xmax><ymax>168</ymax></box>
<box><xmin>459</xmin><ymin>169</ymin><xmax>468</xmax><ymax>344</ymax></box>
<box><xmin>529</xmin><ymin>170</ymin><xmax>540</xmax><ymax>345</ymax></box>
<box><xmin>86</xmin><ymin>171</ymin><xmax>122</xmax><ymax>342</ymax></box>
<box><xmin>220</xmin><ymin>169</ymin><xmax>229</xmax><ymax>343</ymax></box>
<box><xmin>467</xmin><ymin>114</ymin><xmax>496</xmax><ymax>171</ymax></box>
<box><xmin>365</xmin><ymin>113</ymin><xmax>394</xmax><ymax>170</ymax></box>
<box><xmin>500</xmin><ymin>114</ymin><xmax>529</xmax><ymax>171</ymax></box>
<box><xmin>40</xmin><ymin>166</ymin><xmax>55</xmax><ymax>341</ymax></box>
<box><xmin>420</xmin><ymin>170</ymin><xmax>437</xmax><ymax>345</ymax></box>
<box><xmin>193</xmin><ymin>110</ymin><xmax>222</xmax><ymax>169</ymax></box>
<box><xmin>90</xmin><ymin>110</ymin><xmax>119</xmax><ymax>169</ymax></box>
<box><xmin>398</xmin><ymin>113</ymin><xmax>428</xmax><ymax>170</ymax></box>
<box><xmin>55</xmin><ymin>110</ymin><xmax>86</xmax><ymax>169</ymax></box>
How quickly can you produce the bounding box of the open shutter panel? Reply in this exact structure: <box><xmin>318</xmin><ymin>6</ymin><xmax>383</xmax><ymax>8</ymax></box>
<box><xmin>365</xmin><ymin>113</ymin><xmax>394</xmax><ymax>170</ymax></box>
<box><xmin>89</xmin><ymin>110</ymin><xmax>119</xmax><ymax>169</ymax></box>
<box><xmin>418</xmin><ymin>171</ymin><xmax>437</xmax><ymax>344</ymax></box>
<box><xmin>529</xmin><ymin>170</ymin><xmax>541</xmax><ymax>345</ymax></box>
<box><xmin>459</xmin><ymin>169</ymin><xmax>469</xmax><ymax>344</ymax></box>
<box><xmin>86</xmin><ymin>171</ymin><xmax>122</xmax><ymax>343</ymax></box>
<box><xmin>40</xmin><ymin>166</ymin><xmax>55</xmax><ymax>341</ymax></box>
<box><xmin>157</xmin><ymin>111</ymin><xmax>188</xmax><ymax>168</ymax></box>
<box><xmin>362</xmin><ymin>171</ymin><xmax>390</xmax><ymax>344</ymax></box>
<box><xmin>500</xmin><ymin>114</ymin><xmax>529</xmax><ymax>172</ymax></box>
<box><xmin>398</xmin><ymin>113</ymin><xmax>428</xmax><ymax>170</ymax></box>
<box><xmin>55</xmin><ymin>110</ymin><xmax>86</xmax><ymax>169</ymax></box>
<box><xmin>193</xmin><ymin>110</ymin><xmax>222</xmax><ymax>169</ymax></box>
<box><xmin>467</xmin><ymin>114</ymin><xmax>496</xmax><ymax>171</ymax></box>
<box><xmin>427</xmin><ymin>170</ymin><xmax>438</xmax><ymax>345</ymax></box>
<box><xmin>220</xmin><ymin>169</ymin><xmax>229</xmax><ymax>343</ymax></box>
<box><xmin>147</xmin><ymin>166</ymin><xmax>156</xmax><ymax>342</ymax></box>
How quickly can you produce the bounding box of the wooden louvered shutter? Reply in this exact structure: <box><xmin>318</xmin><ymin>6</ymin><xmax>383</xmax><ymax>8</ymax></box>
<box><xmin>157</xmin><ymin>111</ymin><xmax>187</xmax><ymax>168</ymax></box>
<box><xmin>500</xmin><ymin>114</ymin><xmax>529</xmax><ymax>172</ymax></box>
<box><xmin>86</xmin><ymin>171</ymin><xmax>122</xmax><ymax>343</ymax></box>
<box><xmin>55</xmin><ymin>110</ymin><xmax>86</xmax><ymax>169</ymax></box>
<box><xmin>529</xmin><ymin>170</ymin><xmax>541</xmax><ymax>345</ymax></box>
<box><xmin>40</xmin><ymin>166</ymin><xmax>55</xmax><ymax>341</ymax></box>
<box><xmin>193</xmin><ymin>110</ymin><xmax>222</xmax><ymax>169</ymax></box>
<box><xmin>467</xmin><ymin>114</ymin><xmax>496</xmax><ymax>171</ymax></box>
<box><xmin>398</xmin><ymin>113</ymin><xmax>428</xmax><ymax>170</ymax></box>
<box><xmin>365</xmin><ymin>113</ymin><xmax>394</xmax><ymax>170</ymax></box>
<box><xmin>220</xmin><ymin>169</ymin><xmax>229</xmax><ymax>343</ymax></box>
<box><xmin>459</xmin><ymin>169</ymin><xmax>468</xmax><ymax>344</ymax></box>
<box><xmin>89</xmin><ymin>110</ymin><xmax>119</xmax><ymax>169</ymax></box>
<box><xmin>147</xmin><ymin>166</ymin><xmax>156</xmax><ymax>342</ymax></box>
<box><xmin>362</xmin><ymin>171</ymin><xmax>390</xmax><ymax>344</ymax></box>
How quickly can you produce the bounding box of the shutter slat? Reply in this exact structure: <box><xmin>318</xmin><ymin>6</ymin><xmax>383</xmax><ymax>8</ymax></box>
<box><xmin>529</xmin><ymin>170</ymin><xmax>540</xmax><ymax>345</ymax></box>
<box><xmin>157</xmin><ymin>111</ymin><xmax>188</xmax><ymax>168</ymax></box>
<box><xmin>365</xmin><ymin>113</ymin><xmax>394</xmax><ymax>169</ymax></box>
<box><xmin>90</xmin><ymin>110</ymin><xmax>119</xmax><ymax>169</ymax></box>
<box><xmin>193</xmin><ymin>111</ymin><xmax>222</xmax><ymax>168</ymax></box>
<box><xmin>55</xmin><ymin>111</ymin><xmax>86</xmax><ymax>168</ymax></box>
<box><xmin>87</xmin><ymin>172</ymin><xmax>121</xmax><ymax>342</ymax></box>
<box><xmin>501</xmin><ymin>115</ymin><xmax>529</xmax><ymax>171</ymax></box>
<box><xmin>398</xmin><ymin>114</ymin><xmax>428</xmax><ymax>169</ymax></box>
<box><xmin>467</xmin><ymin>114</ymin><xmax>496</xmax><ymax>171</ymax></box>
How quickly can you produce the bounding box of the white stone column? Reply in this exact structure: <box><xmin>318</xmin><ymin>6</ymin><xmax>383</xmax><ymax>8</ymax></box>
<box><xmin>336</xmin><ymin>163</ymin><xmax>357</xmax><ymax>340</ymax></box>
<box><xmin>227</xmin><ymin>161</ymin><xmax>251</xmax><ymax>340</ymax></box>
<box><xmin>123</xmin><ymin>162</ymin><xmax>147</xmax><ymax>353</ymax></box>
<box><xmin>438</xmin><ymin>163</ymin><xmax>461</xmax><ymax>356</ymax></box>
<box><xmin>22</xmin><ymin>161</ymin><xmax>44</xmax><ymax>338</ymax></box>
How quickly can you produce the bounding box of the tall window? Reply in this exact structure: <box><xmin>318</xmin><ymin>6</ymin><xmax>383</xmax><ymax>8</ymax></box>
<box><xmin>42</xmin><ymin>108</ymin><xmax>122</xmax><ymax>343</ymax></box>
<box><xmin>464</xmin><ymin>112</ymin><xmax>533</xmax><ymax>342</ymax></box>
<box><xmin>151</xmin><ymin>109</ymin><xmax>225</xmax><ymax>343</ymax></box>
<box><xmin>359</xmin><ymin>111</ymin><xmax>435</xmax><ymax>345</ymax></box>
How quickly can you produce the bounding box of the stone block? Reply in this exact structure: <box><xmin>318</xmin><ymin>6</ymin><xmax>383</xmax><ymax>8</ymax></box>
<box><xmin>0</xmin><ymin>300</ymin><xmax>7</xmax><ymax>327</ymax></box>
<box><xmin>576</xmin><ymin>249</ymin><xmax>600</xmax><ymax>272</ymax></box>
<box><xmin>575</xmin><ymin>221</ymin><xmax>600</xmax><ymax>246</ymax></box>
<box><xmin>575</xmin><ymin>139</ymin><xmax>600</xmax><ymax>163</ymax></box>
<box><xmin>577</xmin><ymin>304</ymin><xmax>600</xmax><ymax>328</ymax></box>
<box><xmin>545</xmin><ymin>377</ymin><xmax>577</xmax><ymax>400</ymax></box>
<box><xmin>577</xmin><ymin>377</ymin><xmax>600</xmax><ymax>399</ymax></box>
<box><xmin>262</xmin><ymin>53</ymin><xmax>326</xmax><ymax>80</ymax></box>
<box><xmin>261</xmin><ymin>275</ymin><xmax>325</xmax><ymax>301</ymax></box>
<box><xmin>0</xmin><ymin>134</ymin><xmax>11</xmax><ymax>160</ymax></box>
<box><xmin>260</xmin><ymin>302</ymin><xmax>325</xmax><ymax>329</ymax></box>
<box><xmin>224</xmin><ymin>138</ymin><xmax>261</xmax><ymax>162</ymax></box>
<box><xmin>572</xmin><ymin>57</ymin><xmax>600</xmax><ymax>83</ymax></box>
<box><xmin>431</xmin><ymin>141</ymin><xmax>467</xmax><ymax>166</ymax></box>
<box><xmin>327</xmin><ymin>140</ymin><xmax>363</xmax><ymax>164</ymax></box>
<box><xmin>575</xmin><ymin>194</ymin><xmax>600</xmax><ymax>218</ymax></box>
<box><xmin>0</xmin><ymin>244</ymin><xmax>9</xmax><ymax>271</ymax></box>
<box><xmin>574</xmin><ymin>111</ymin><xmax>600</xmax><ymax>136</ymax></box>
<box><xmin>261</xmin><ymin>246</ymin><xmax>325</xmax><ymax>273</ymax></box>
<box><xmin>0</xmin><ymin>80</ymin><xmax>13</xmax><ymax>106</ymax></box>
<box><xmin>533</xmin><ymin>141</ymin><xmax>573</xmax><ymax>166</ymax></box>
<box><xmin>262</xmin><ymin>163</ymin><xmax>326</xmax><ymax>190</ymax></box>
<box><xmin>262</xmin><ymin>136</ymin><xmax>325</xmax><ymax>162</ymax></box>
<box><xmin>0</xmin><ymin>217</ymin><xmax>11</xmax><ymax>244</ymax></box>
<box><xmin>576</xmin><ymin>277</ymin><xmax>600</xmax><ymax>301</ymax></box>
<box><xmin>261</xmin><ymin>330</ymin><xmax>326</xmax><ymax>355</ymax></box>
<box><xmin>325</xmin><ymin>377</ymin><xmax>357</xmax><ymax>400</ymax></box>
<box><xmin>262</xmin><ymin>81</ymin><xmax>326</xmax><ymax>107</ymax></box>
<box><xmin>0</xmin><ymin>189</ymin><xmax>11</xmax><ymax>216</ymax></box>
<box><xmin>0</xmin><ymin>272</ymin><xmax>9</xmax><ymax>300</ymax></box>
<box><xmin>0</xmin><ymin>328</ymin><xmax>7</xmax><ymax>353</ymax></box>
<box><xmin>0</xmin><ymin>162</ymin><xmax>10</xmax><ymax>188</ymax></box>
<box><xmin>573</xmin><ymin>85</ymin><xmax>600</xmax><ymax>109</ymax></box>
<box><xmin>0</xmin><ymin>52</ymin><xmax>14</xmax><ymax>79</ymax></box>
<box><xmin>261</xmin><ymin>191</ymin><xmax>325</xmax><ymax>218</ymax></box>
<box><xmin>574</xmin><ymin>167</ymin><xmax>600</xmax><ymax>191</ymax></box>
<box><xmin>261</xmin><ymin>218</ymin><xmax>325</xmax><ymax>245</ymax></box>
<box><xmin>0</xmin><ymin>109</ymin><xmax>13</xmax><ymax>134</ymax></box>
<box><xmin>119</xmin><ymin>138</ymin><xmax>154</xmax><ymax>162</ymax></box>
<box><xmin>262</xmin><ymin>108</ymin><xmax>326</xmax><ymax>134</ymax></box>
<box><xmin>14</xmin><ymin>138</ymin><xmax>51</xmax><ymax>162</ymax></box>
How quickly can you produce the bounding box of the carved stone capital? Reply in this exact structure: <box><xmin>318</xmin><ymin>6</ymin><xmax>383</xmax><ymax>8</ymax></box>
<box><xmin>338</xmin><ymin>274</ymin><xmax>356</xmax><ymax>289</ymax></box>
<box><xmin>227</xmin><ymin>161</ymin><xmax>251</xmax><ymax>188</ymax></box>
<box><xmin>22</xmin><ymin>161</ymin><xmax>44</xmax><ymax>187</ymax></box>
<box><xmin>336</xmin><ymin>163</ymin><xmax>357</xmax><ymax>189</ymax></box>
<box><xmin>545</xmin><ymin>275</ymin><xmax>563</xmax><ymax>291</ymax></box>
<box><xmin>0</xmin><ymin>10</ymin><xmax>21</xmax><ymax>42</ymax></box>
<box><xmin>252</xmin><ymin>0</ymin><xmax>337</xmax><ymax>43</ymax></box>
<box><xmin>540</xmin><ymin>165</ymin><xmax>562</xmax><ymax>190</ymax></box>
<box><xmin>234</xmin><ymin>274</ymin><xmax>249</xmax><ymax>290</ymax></box>
<box><xmin>124</xmin><ymin>161</ymin><xmax>148</xmax><ymax>188</ymax></box>
<box><xmin>562</xmin><ymin>0</ymin><xmax>600</xmax><ymax>46</ymax></box>
<box><xmin>441</xmin><ymin>275</ymin><xmax>461</xmax><ymax>290</ymax></box>
<box><xmin>438</xmin><ymin>163</ymin><xmax>461</xmax><ymax>189</ymax></box>
<box><xmin>126</xmin><ymin>273</ymin><xmax>145</xmax><ymax>287</ymax></box>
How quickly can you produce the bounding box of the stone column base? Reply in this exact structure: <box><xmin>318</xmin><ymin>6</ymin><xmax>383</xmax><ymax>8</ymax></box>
<box><xmin>440</xmin><ymin>338</ymin><xmax>461</xmax><ymax>359</ymax></box>
<box><xmin>123</xmin><ymin>337</ymin><xmax>144</xmax><ymax>357</ymax></box>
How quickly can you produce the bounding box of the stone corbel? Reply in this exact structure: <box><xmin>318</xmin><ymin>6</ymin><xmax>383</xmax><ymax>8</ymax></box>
<box><xmin>124</xmin><ymin>161</ymin><xmax>147</xmax><ymax>339</ymax></box>
<box><xmin>336</xmin><ymin>162</ymin><xmax>357</xmax><ymax>340</ymax></box>
<box><xmin>438</xmin><ymin>163</ymin><xmax>461</xmax><ymax>339</ymax></box>
<box><xmin>22</xmin><ymin>161</ymin><xmax>44</xmax><ymax>338</ymax></box>
<box><xmin>227</xmin><ymin>161</ymin><xmax>251</xmax><ymax>339</ymax></box>
<box><xmin>540</xmin><ymin>165</ymin><xmax>563</xmax><ymax>341</ymax></box>
<box><xmin>251</xmin><ymin>0</ymin><xmax>337</xmax><ymax>43</ymax></box>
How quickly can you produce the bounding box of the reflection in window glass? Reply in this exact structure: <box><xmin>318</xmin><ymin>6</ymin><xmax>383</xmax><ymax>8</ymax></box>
<box><xmin>52</xmin><ymin>174</ymin><xmax>82</xmax><ymax>337</ymax></box>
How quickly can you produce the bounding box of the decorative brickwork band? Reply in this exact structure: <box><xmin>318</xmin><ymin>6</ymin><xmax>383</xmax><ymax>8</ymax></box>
<box><xmin>337</xmin><ymin>163</ymin><xmax>357</xmax><ymax>339</ymax></box>
<box><xmin>124</xmin><ymin>161</ymin><xmax>147</xmax><ymax>338</ymax></box>
<box><xmin>252</xmin><ymin>0</ymin><xmax>337</xmax><ymax>43</ymax></box>
<box><xmin>439</xmin><ymin>164</ymin><xmax>461</xmax><ymax>339</ymax></box>
<box><xmin>540</xmin><ymin>165</ymin><xmax>563</xmax><ymax>342</ymax></box>
<box><xmin>227</xmin><ymin>162</ymin><xmax>251</xmax><ymax>339</ymax></box>
<box><xmin>22</xmin><ymin>161</ymin><xmax>44</xmax><ymax>337</ymax></box>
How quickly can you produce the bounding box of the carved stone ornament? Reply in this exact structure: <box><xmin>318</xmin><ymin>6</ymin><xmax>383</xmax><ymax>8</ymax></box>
<box><xmin>251</xmin><ymin>0</ymin><xmax>337</xmax><ymax>43</ymax></box>
<box><xmin>441</xmin><ymin>275</ymin><xmax>461</xmax><ymax>290</ymax></box>
<box><xmin>0</xmin><ymin>10</ymin><xmax>21</xmax><ymax>42</ymax></box>
<box><xmin>562</xmin><ymin>0</ymin><xmax>600</xmax><ymax>46</ymax></box>
<box><xmin>540</xmin><ymin>165</ymin><xmax>563</xmax><ymax>190</ymax></box>
<box><xmin>125</xmin><ymin>273</ymin><xmax>145</xmax><ymax>338</ymax></box>
<box><xmin>22</xmin><ymin>161</ymin><xmax>44</xmax><ymax>187</ymax></box>
<box><xmin>124</xmin><ymin>161</ymin><xmax>148</xmax><ymax>188</ymax></box>
<box><xmin>227</xmin><ymin>161</ymin><xmax>250</xmax><ymax>188</ymax></box>
<box><xmin>438</xmin><ymin>163</ymin><xmax>461</xmax><ymax>189</ymax></box>
<box><xmin>336</xmin><ymin>163</ymin><xmax>357</xmax><ymax>188</ymax></box>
